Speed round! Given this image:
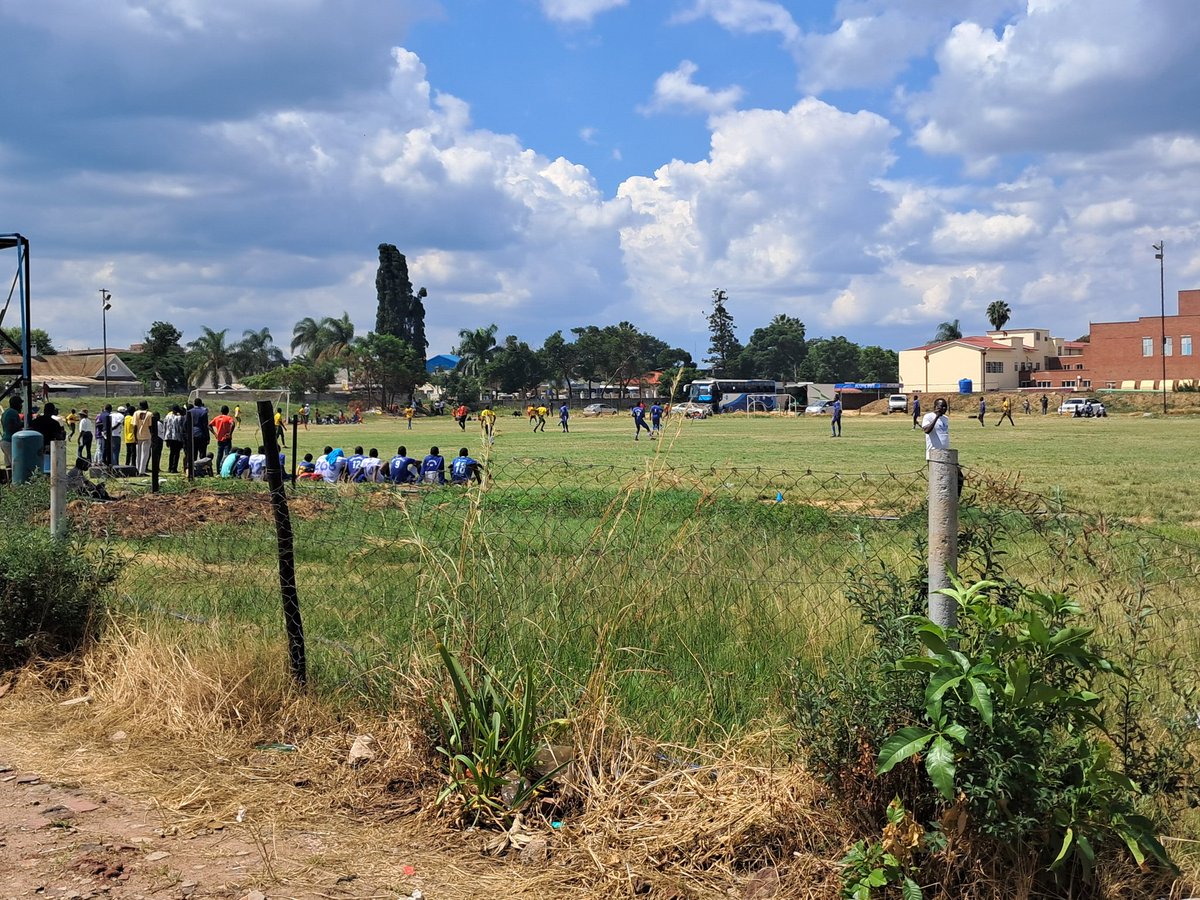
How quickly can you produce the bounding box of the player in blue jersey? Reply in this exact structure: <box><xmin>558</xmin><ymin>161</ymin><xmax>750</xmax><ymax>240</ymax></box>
<box><xmin>388</xmin><ymin>445</ymin><xmax>418</xmax><ymax>483</ymax></box>
<box><xmin>649</xmin><ymin>402</ymin><xmax>663</xmax><ymax>438</ymax></box>
<box><xmin>632</xmin><ymin>402</ymin><xmax>652</xmax><ymax>441</ymax></box>
<box><xmin>450</xmin><ymin>447</ymin><xmax>483</xmax><ymax>484</ymax></box>
<box><xmin>420</xmin><ymin>446</ymin><xmax>446</xmax><ymax>484</ymax></box>
<box><xmin>831</xmin><ymin>395</ymin><xmax>843</xmax><ymax>438</ymax></box>
<box><xmin>559</xmin><ymin>403</ymin><xmax>570</xmax><ymax>433</ymax></box>
<box><xmin>345</xmin><ymin>446</ymin><xmax>367</xmax><ymax>481</ymax></box>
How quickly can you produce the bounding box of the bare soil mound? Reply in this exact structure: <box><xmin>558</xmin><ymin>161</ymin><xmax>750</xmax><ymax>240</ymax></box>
<box><xmin>68</xmin><ymin>490</ymin><xmax>332</xmax><ymax>539</ymax></box>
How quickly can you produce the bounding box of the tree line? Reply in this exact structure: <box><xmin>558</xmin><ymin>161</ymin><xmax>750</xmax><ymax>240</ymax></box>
<box><xmin>17</xmin><ymin>261</ymin><xmax>911</xmax><ymax>401</ymax></box>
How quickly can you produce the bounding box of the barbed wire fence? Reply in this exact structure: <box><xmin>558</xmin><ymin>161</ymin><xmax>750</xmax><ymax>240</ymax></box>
<box><xmin>58</xmin><ymin>449</ymin><xmax>1200</xmax><ymax>743</ymax></box>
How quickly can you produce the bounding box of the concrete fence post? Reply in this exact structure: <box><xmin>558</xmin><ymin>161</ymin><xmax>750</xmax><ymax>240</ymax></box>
<box><xmin>50</xmin><ymin>440</ymin><xmax>67</xmax><ymax>538</ymax></box>
<box><xmin>927</xmin><ymin>448</ymin><xmax>959</xmax><ymax>630</ymax></box>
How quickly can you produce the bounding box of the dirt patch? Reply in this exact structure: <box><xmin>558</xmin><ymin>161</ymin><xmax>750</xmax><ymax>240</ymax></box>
<box><xmin>68</xmin><ymin>491</ymin><xmax>333</xmax><ymax>539</ymax></box>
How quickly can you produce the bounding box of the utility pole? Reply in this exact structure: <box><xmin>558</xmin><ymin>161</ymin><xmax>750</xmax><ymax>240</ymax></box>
<box><xmin>99</xmin><ymin>289</ymin><xmax>112</xmax><ymax>398</ymax></box>
<box><xmin>1154</xmin><ymin>242</ymin><xmax>1166</xmax><ymax>415</ymax></box>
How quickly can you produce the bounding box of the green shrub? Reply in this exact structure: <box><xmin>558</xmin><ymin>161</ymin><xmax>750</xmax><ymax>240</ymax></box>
<box><xmin>878</xmin><ymin>578</ymin><xmax>1175</xmax><ymax>882</ymax></box>
<box><xmin>431</xmin><ymin>644</ymin><xmax>567</xmax><ymax>826</ymax></box>
<box><xmin>0</xmin><ymin>527</ymin><xmax>118</xmax><ymax>669</ymax></box>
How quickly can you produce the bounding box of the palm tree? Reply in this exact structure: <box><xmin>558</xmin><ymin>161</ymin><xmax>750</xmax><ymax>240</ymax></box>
<box><xmin>291</xmin><ymin>316</ymin><xmax>323</xmax><ymax>357</ymax></box>
<box><xmin>233</xmin><ymin>327</ymin><xmax>285</xmax><ymax>375</ymax></box>
<box><xmin>986</xmin><ymin>300</ymin><xmax>1012</xmax><ymax>332</ymax></box>
<box><xmin>317</xmin><ymin>313</ymin><xmax>358</xmax><ymax>362</ymax></box>
<box><xmin>455</xmin><ymin>324</ymin><xmax>499</xmax><ymax>377</ymax></box>
<box><xmin>187</xmin><ymin>326</ymin><xmax>234</xmax><ymax>388</ymax></box>
<box><xmin>933</xmin><ymin>319</ymin><xmax>962</xmax><ymax>342</ymax></box>
<box><xmin>291</xmin><ymin>313</ymin><xmax>357</xmax><ymax>363</ymax></box>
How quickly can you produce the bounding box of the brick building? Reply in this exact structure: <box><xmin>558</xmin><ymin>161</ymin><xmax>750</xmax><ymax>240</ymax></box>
<box><xmin>1022</xmin><ymin>289</ymin><xmax>1200</xmax><ymax>392</ymax></box>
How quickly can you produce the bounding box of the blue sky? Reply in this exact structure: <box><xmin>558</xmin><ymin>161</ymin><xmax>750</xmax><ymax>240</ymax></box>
<box><xmin>1</xmin><ymin>0</ymin><xmax>1198</xmax><ymax>363</ymax></box>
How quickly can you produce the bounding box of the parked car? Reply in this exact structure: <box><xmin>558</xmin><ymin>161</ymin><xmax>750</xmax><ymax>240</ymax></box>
<box><xmin>1058</xmin><ymin>397</ymin><xmax>1098</xmax><ymax>415</ymax></box>
<box><xmin>582</xmin><ymin>403</ymin><xmax>619</xmax><ymax>416</ymax></box>
<box><xmin>670</xmin><ymin>402</ymin><xmax>711</xmax><ymax>419</ymax></box>
<box><xmin>887</xmin><ymin>394</ymin><xmax>908</xmax><ymax>413</ymax></box>
<box><xmin>805</xmin><ymin>399</ymin><xmax>836</xmax><ymax>415</ymax></box>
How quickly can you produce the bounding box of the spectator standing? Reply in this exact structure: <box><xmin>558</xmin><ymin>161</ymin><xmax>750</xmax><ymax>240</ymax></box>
<box><xmin>163</xmin><ymin>405</ymin><xmax>185</xmax><ymax>473</ymax></box>
<box><xmin>132</xmin><ymin>400</ymin><xmax>154</xmax><ymax>474</ymax></box>
<box><xmin>189</xmin><ymin>398</ymin><xmax>210</xmax><ymax>476</ymax></box>
<box><xmin>77</xmin><ymin>409</ymin><xmax>94</xmax><ymax>461</ymax></box>
<box><xmin>108</xmin><ymin>404</ymin><xmax>125</xmax><ymax>466</ymax></box>
<box><xmin>911</xmin><ymin>394</ymin><xmax>921</xmax><ymax>430</ymax></box>
<box><xmin>123</xmin><ymin>406</ymin><xmax>137</xmax><ymax>467</ymax></box>
<box><xmin>31</xmin><ymin>402</ymin><xmax>67</xmax><ymax>473</ymax></box>
<box><xmin>977</xmin><ymin>397</ymin><xmax>986</xmax><ymax>427</ymax></box>
<box><xmin>211</xmin><ymin>405</ymin><xmax>236</xmax><ymax>471</ymax></box>
<box><xmin>830</xmin><ymin>394</ymin><xmax>843</xmax><ymax>438</ymax></box>
<box><xmin>1</xmin><ymin>396</ymin><xmax>22</xmax><ymax>474</ymax></box>
<box><xmin>1041</xmin><ymin>394</ymin><xmax>1049</xmax><ymax>415</ymax></box>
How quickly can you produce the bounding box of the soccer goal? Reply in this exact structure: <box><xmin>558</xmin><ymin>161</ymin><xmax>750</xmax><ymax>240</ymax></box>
<box><xmin>187</xmin><ymin>389</ymin><xmax>290</xmax><ymax>440</ymax></box>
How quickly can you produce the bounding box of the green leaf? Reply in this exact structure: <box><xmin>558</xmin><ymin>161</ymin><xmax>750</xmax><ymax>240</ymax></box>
<box><xmin>877</xmin><ymin>727</ymin><xmax>934</xmax><ymax>774</ymax></box>
<box><xmin>925</xmin><ymin>735</ymin><xmax>956</xmax><ymax>800</ymax></box>
<box><xmin>1026</xmin><ymin>615</ymin><xmax>1050</xmax><ymax>646</ymax></box>
<box><xmin>927</xmin><ymin>670</ymin><xmax>964</xmax><ymax>703</ymax></box>
<box><xmin>967</xmin><ymin>677</ymin><xmax>994</xmax><ymax>727</ymax></box>
<box><xmin>942</xmin><ymin>722</ymin><xmax>968</xmax><ymax>745</ymax></box>
<box><xmin>1051</xmin><ymin>827</ymin><xmax>1074</xmax><ymax>868</ymax></box>
<box><xmin>915</xmin><ymin>624</ymin><xmax>951</xmax><ymax>657</ymax></box>
<box><xmin>901</xmin><ymin>876</ymin><xmax>923</xmax><ymax>900</ymax></box>
<box><xmin>1004</xmin><ymin>659</ymin><xmax>1029</xmax><ymax>704</ymax></box>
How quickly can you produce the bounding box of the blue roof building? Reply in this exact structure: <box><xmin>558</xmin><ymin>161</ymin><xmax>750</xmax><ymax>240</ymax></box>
<box><xmin>426</xmin><ymin>353</ymin><xmax>461</xmax><ymax>374</ymax></box>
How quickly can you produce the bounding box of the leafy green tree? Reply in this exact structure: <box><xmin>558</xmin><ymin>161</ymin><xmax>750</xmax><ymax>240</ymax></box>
<box><xmin>2</xmin><ymin>327</ymin><xmax>55</xmax><ymax>355</ymax></box>
<box><xmin>126</xmin><ymin>321</ymin><xmax>187</xmax><ymax>390</ymax></box>
<box><xmin>738</xmin><ymin>314</ymin><xmax>806</xmax><ymax>381</ymax></box>
<box><xmin>570</xmin><ymin>322</ymin><xmax>667</xmax><ymax>398</ymax></box>
<box><xmin>348</xmin><ymin>332</ymin><xmax>424</xmax><ymax>410</ymax></box>
<box><xmin>934</xmin><ymin>319</ymin><xmax>963</xmax><ymax>342</ymax></box>
<box><xmin>858</xmin><ymin>345</ymin><xmax>899</xmax><ymax>383</ymax></box>
<box><xmin>243</xmin><ymin>360</ymin><xmax>338</xmax><ymax>398</ymax></box>
<box><xmin>538</xmin><ymin>330</ymin><xmax>577</xmax><ymax>398</ymax></box>
<box><xmin>799</xmin><ymin>336</ymin><xmax>862</xmax><ymax>384</ymax></box>
<box><xmin>186</xmin><ymin>326</ymin><xmax>234</xmax><ymax>388</ymax></box>
<box><xmin>374</xmin><ymin>243</ymin><xmax>428</xmax><ymax>357</ymax></box>
<box><xmin>986</xmin><ymin>300</ymin><xmax>1012</xmax><ymax>332</ymax></box>
<box><xmin>291</xmin><ymin>316</ymin><xmax>323</xmax><ymax>358</ymax></box>
<box><xmin>489</xmin><ymin>335</ymin><xmax>545</xmax><ymax>395</ymax></box>
<box><xmin>705</xmin><ymin>289</ymin><xmax>743</xmax><ymax>375</ymax></box>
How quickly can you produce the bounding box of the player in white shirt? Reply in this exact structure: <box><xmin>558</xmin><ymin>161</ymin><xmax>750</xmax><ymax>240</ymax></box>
<box><xmin>248</xmin><ymin>446</ymin><xmax>268</xmax><ymax>481</ymax></box>
<box><xmin>359</xmin><ymin>449</ymin><xmax>385</xmax><ymax>483</ymax></box>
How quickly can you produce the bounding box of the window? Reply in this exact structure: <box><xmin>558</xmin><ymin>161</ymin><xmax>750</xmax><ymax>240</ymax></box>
<box><xmin>985</xmin><ymin>361</ymin><xmax>1004</xmax><ymax>374</ymax></box>
<box><xmin>1143</xmin><ymin>337</ymin><xmax>1154</xmax><ymax>357</ymax></box>
<box><xmin>1165</xmin><ymin>337</ymin><xmax>1173</xmax><ymax>356</ymax></box>
<box><xmin>1063</xmin><ymin>380</ymin><xmax>1076</xmax><ymax>388</ymax></box>
<box><xmin>1036</xmin><ymin>380</ymin><xmax>1051</xmax><ymax>388</ymax></box>
<box><xmin>1184</xmin><ymin>336</ymin><xmax>1193</xmax><ymax>356</ymax></box>
<box><xmin>1081</xmin><ymin>380</ymin><xmax>1092</xmax><ymax>388</ymax></box>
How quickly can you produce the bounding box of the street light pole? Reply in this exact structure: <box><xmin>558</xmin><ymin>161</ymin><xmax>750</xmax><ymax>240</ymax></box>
<box><xmin>99</xmin><ymin>289</ymin><xmax>112</xmax><ymax>398</ymax></box>
<box><xmin>1154</xmin><ymin>242</ymin><xmax>1165</xmax><ymax>415</ymax></box>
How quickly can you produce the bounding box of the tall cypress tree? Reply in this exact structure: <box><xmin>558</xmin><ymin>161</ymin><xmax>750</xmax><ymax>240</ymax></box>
<box><xmin>705</xmin><ymin>288</ymin><xmax>743</xmax><ymax>375</ymax></box>
<box><xmin>374</xmin><ymin>244</ymin><xmax>428</xmax><ymax>356</ymax></box>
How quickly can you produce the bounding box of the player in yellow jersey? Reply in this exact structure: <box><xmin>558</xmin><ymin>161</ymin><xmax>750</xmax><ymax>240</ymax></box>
<box><xmin>478</xmin><ymin>404</ymin><xmax>496</xmax><ymax>445</ymax></box>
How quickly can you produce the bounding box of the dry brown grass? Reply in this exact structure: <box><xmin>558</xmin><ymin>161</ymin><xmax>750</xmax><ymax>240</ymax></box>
<box><xmin>2</xmin><ymin>617</ymin><xmax>1198</xmax><ymax>899</ymax></box>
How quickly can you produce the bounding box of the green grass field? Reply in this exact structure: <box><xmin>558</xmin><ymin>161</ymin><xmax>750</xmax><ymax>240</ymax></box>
<box><xmin>216</xmin><ymin>407</ymin><xmax>1199</xmax><ymax>527</ymax></box>
<box><xmin>70</xmin><ymin>402</ymin><xmax>1197</xmax><ymax>742</ymax></box>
